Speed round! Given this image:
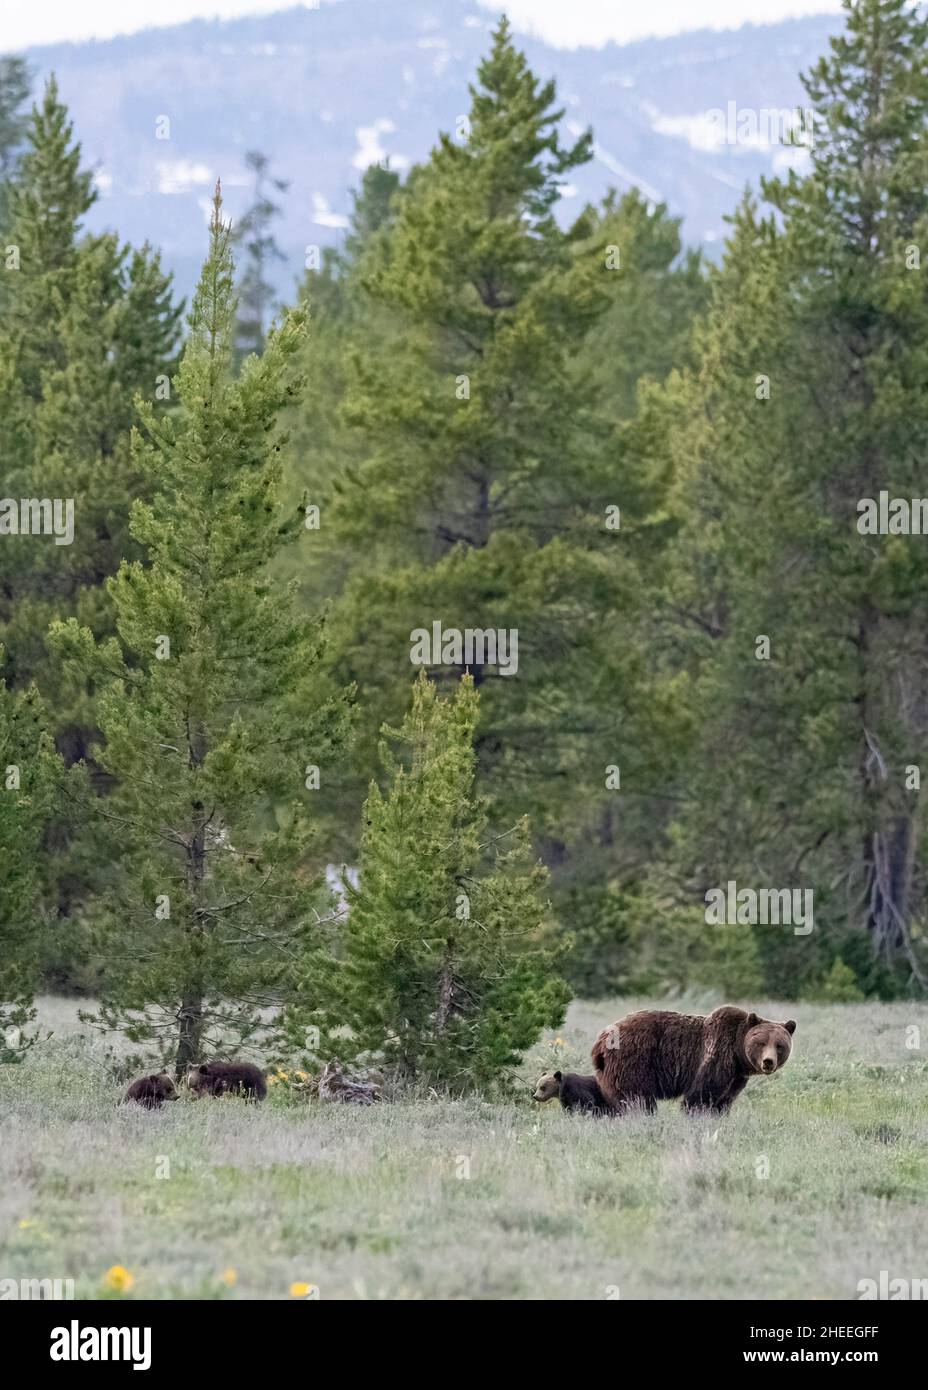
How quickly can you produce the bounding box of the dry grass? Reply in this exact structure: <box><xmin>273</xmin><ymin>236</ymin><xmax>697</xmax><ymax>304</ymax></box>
<box><xmin>1</xmin><ymin>995</ymin><xmax>926</xmax><ymax>1299</ymax></box>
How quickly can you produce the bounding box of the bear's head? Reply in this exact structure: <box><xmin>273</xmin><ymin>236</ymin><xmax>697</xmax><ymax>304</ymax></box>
<box><xmin>186</xmin><ymin>1063</ymin><xmax>212</xmax><ymax>1093</ymax></box>
<box><xmin>532</xmin><ymin>1071</ymin><xmax>562</xmax><ymax>1102</ymax></box>
<box><xmin>152</xmin><ymin>1069</ymin><xmax>178</xmax><ymax>1100</ymax></box>
<box><xmin>743</xmin><ymin>1015</ymin><xmax>796</xmax><ymax>1075</ymax></box>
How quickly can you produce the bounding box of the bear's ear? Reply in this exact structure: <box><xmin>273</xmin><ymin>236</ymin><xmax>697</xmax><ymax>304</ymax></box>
<box><xmin>746</xmin><ymin>1012</ymin><xmax>760</xmax><ymax>1027</ymax></box>
<box><xmin>159</xmin><ymin>1067</ymin><xmax>169</xmax><ymax>1074</ymax></box>
<box><xmin>198</xmin><ymin>1063</ymin><xmax>209</xmax><ymax>1074</ymax></box>
<box><xmin>784</xmin><ymin>1019</ymin><xmax>796</xmax><ymax>1035</ymax></box>
<box><xmin>554</xmin><ymin>1070</ymin><xmax>562</xmax><ymax>1083</ymax></box>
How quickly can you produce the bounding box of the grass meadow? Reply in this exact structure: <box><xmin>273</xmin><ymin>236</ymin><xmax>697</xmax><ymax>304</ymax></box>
<box><xmin>1</xmin><ymin>995</ymin><xmax>927</xmax><ymax>1300</ymax></box>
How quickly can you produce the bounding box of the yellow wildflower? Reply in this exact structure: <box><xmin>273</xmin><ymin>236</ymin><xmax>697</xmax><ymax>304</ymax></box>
<box><xmin>103</xmin><ymin>1266</ymin><xmax>135</xmax><ymax>1293</ymax></box>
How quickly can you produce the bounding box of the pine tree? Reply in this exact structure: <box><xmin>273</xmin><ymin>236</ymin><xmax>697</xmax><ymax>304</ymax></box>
<box><xmin>0</xmin><ymin>77</ymin><xmax>95</xmax><ymax>675</ymax></box>
<box><xmin>0</xmin><ymin>80</ymin><xmax>182</xmax><ymax>952</ymax></box>
<box><xmin>341</xmin><ymin>161</ymin><xmax>400</xmax><ymax>268</ymax></box>
<box><xmin>0</xmin><ymin>672</ymin><xmax>60</xmax><ymax>1061</ymax></box>
<box><xmin>277</xmin><ymin>162</ymin><xmax>405</xmax><ymax>861</ymax></box>
<box><xmin>657</xmin><ymin>0</ymin><xmax>928</xmax><ymax>994</ymax></box>
<box><xmin>283</xmin><ymin>19</ymin><xmax>688</xmax><ymax>922</ymax></box>
<box><xmin>282</xmin><ymin>159</ymin><xmax>403</xmax><ymax>604</ymax></box>
<box><xmin>289</xmin><ymin>673</ymin><xmax>569</xmax><ymax>1091</ymax></box>
<box><xmin>0</xmin><ymin>76</ymin><xmax>96</xmax><ymax>389</ymax></box>
<box><xmin>0</xmin><ymin>55</ymin><xmax>31</xmax><ymax>234</ymax></box>
<box><xmin>2</xmin><ymin>234</ymin><xmax>181</xmax><ymax>714</ymax></box>
<box><xmin>48</xmin><ymin>186</ymin><xmax>352</xmax><ymax>1069</ymax></box>
<box><xmin>233</xmin><ymin>149</ymin><xmax>289</xmax><ymax>364</ymax></box>
<box><xmin>334</xmin><ymin>16</ymin><xmax>596</xmax><ymax>556</ymax></box>
<box><xmin>574</xmin><ymin>188</ymin><xmax>707</xmax><ymax>421</ymax></box>
<box><xmin>0</xmin><ymin>78</ymin><xmax>181</xmax><ymax>706</ymax></box>
<box><xmin>0</xmin><ymin>78</ymin><xmax>95</xmax><ymax>524</ymax></box>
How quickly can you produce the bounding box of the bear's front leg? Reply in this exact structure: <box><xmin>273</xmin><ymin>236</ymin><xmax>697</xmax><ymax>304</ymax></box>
<box><xmin>684</xmin><ymin>1076</ymin><xmax>747</xmax><ymax>1114</ymax></box>
<box><xmin>716</xmin><ymin>1076</ymin><xmax>748</xmax><ymax>1112</ymax></box>
<box><xmin>682</xmin><ymin>1089</ymin><xmax>711</xmax><ymax>1113</ymax></box>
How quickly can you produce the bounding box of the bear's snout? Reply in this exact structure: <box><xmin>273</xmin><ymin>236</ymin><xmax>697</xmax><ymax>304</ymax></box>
<box><xmin>761</xmin><ymin>1053</ymin><xmax>776</xmax><ymax>1073</ymax></box>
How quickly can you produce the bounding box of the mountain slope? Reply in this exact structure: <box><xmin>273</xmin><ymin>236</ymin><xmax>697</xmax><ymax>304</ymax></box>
<box><xmin>21</xmin><ymin>2</ymin><xmax>843</xmax><ymax>297</ymax></box>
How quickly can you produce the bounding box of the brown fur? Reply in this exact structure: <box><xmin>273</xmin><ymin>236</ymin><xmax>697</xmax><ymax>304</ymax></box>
<box><xmin>318</xmin><ymin>1059</ymin><xmax>381</xmax><ymax>1105</ymax></box>
<box><xmin>123</xmin><ymin>1070</ymin><xmax>178</xmax><ymax>1109</ymax></box>
<box><xmin>591</xmin><ymin>1006</ymin><xmax>796</xmax><ymax>1115</ymax></box>
<box><xmin>186</xmin><ymin>1061</ymin><xmax>267</xmax><ymax>1101</ymax></box>
<box><xmin>532</xmin><ymin>1070</ymin><xmax>612</xmax><ymax>1115</ymax></box>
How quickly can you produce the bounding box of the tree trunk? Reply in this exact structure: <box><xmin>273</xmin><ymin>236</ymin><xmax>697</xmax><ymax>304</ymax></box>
<box><xmin>174</xmin><ymin>777</ymin><xmax>207</xmax><ymax>1074</ymax></box>
<box><xmin>867</xmin><ymin>815</ymin><xmax>918</xmax><ymax>963</ymax></box>
<box><xmin>435</xmin><ymin>937</ymin><xmax>456</xmax><ymax>1035</ymax></box>
<box><xmin>175</xmin><ymin>996</ymin><xmax>204</xmax><ymax>1076</ymax></box>
<box><xmin>855</xmin><ymin>611</ymin><xmax>920</xmax><ymax>965</ymax></box>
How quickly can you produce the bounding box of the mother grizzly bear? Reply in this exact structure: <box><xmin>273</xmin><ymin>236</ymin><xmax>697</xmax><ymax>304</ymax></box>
<box><xmin>592</xmin><ymin>1006</ymin><xmax>796</xmax><ymax>1115</ymax></box>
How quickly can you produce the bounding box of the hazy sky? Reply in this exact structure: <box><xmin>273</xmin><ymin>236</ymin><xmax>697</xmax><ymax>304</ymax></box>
<box><xmin>6</xmin><ymin>0</ymin><xmax>843</xmax><ymax>53</ymax></box>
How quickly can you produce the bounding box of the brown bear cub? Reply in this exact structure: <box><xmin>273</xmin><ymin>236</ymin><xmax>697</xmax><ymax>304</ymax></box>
<box><xmin>318</xmin><ymin>1059</ymin><xmax>382</xmax><ymax>1105</ymax></box>
<box><xmin>533</xmin><ymin>1070</ymin><xmax>612</xmax><ymax>1115</ymax></box>
<box><xmin>123</xmin><ymin>1069</ymin><xmax>178</xmax><ymax>1109</ymax></box>
<box><xmin>592</xmin><ymin>1006</ymin><xmax>796</xmax><ymax>1115</ymax></box>
<box><xmin>186</xmin><ymin>1061</ymin><xmax>267</xmax><ymax>1101</ymax></box>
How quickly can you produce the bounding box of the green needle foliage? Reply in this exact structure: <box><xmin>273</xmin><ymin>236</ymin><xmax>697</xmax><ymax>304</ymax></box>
<box><xmin>283</xmin><ymin>19</ymin><xmax>696</xmax><ymax>923</ymax></box>
<box><xmin>0</xmin><ymin>55</ymin><xmax>31</xmax><ymax>234</ymax></box>
<box><xmin>0</xmin><ymin>78</ymin><xmax>181</xmax><ymax>714</ymax></box>
<box><xmin>0</xmin><ymin>671</ymin><xmax>60</xmax><ymax>1061</ymax></box>
<box><xmin>288</xmin><ymin>673</ymin><xmax>570</xmax><ymax>1092</ymax></box>
<box><xmin>48</xmin><ymin>186</ymin><xmax>352</xmax><ymax>1070</ymax></box>
<box><xmin>655</xmin><ymin>0</ymin><xmax>928</xmax><ymax>996</ymax></box>
<box><xmin>0</xmin><ymin>78</ymin><xmax>181</xmax><ymax>950</ymax></box>
<box><xmin>2</xmin><ymin>0</ymin><xmax>924</xmax><ymax>1027</ymax></box>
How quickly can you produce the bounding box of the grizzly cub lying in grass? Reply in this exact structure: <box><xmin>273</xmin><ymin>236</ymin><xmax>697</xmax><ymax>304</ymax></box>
<box><xmin>186</xmin><ymin>1061</ymin><xmax>267</xmax><ymax>1101</ymax></box>
<box><xmin>123</xmin><ymin>1070</ymin><xmax>178</xmax><ymax>1109</ymax></box>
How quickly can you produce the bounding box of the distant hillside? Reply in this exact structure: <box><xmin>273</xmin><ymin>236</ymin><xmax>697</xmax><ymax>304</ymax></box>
<box><xmin>21</xmin><ymin>1</ymin><xmax>843</xmax><ymax>300</ymax></box>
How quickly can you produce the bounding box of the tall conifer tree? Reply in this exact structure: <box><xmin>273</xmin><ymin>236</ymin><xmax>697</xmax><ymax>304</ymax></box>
<box><xmin>0</xmin><ymin>55</ymin><xmax>30</xmax><ymax>234</ymax></box>
<box><xmin>0</xmin><ymin>79</ymin><xmax>181</xmax><ymax>946</ymax></box>
<box><xmin>284</xmin><ymin>20</ymin><xmax>686</xmax><ymax>923</ymax></box>
<box><xmin>0</xmin><ymin>77</ymin><xmax>181</xmax><ymax>713</ymax></box>
<box><xmin>658</xmin><ymin>0</ymin><xmax>928</xmax><ymax>994</ymax></box>
<box><xmin>289</xmin><ymin>673</ymin><xmax>569</xmax><ymax>1091</ymax></box>
<box><xmin>50</xmin><ymin>188</ymin><xmax>351</xmax><ymax>1068</ymax></box>
<box><xmin>233</xmin><ymin>149</ymin><xmax>289</xmax><ymax>365</ymax></box>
